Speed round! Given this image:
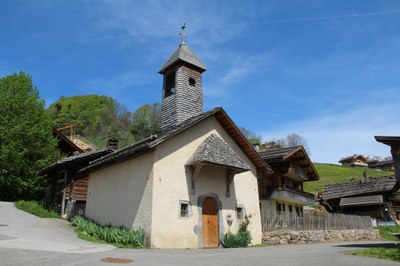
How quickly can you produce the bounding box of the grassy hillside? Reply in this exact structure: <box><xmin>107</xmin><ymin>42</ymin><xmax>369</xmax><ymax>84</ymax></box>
<box><xmin>303</xmin><ymin>163</ymin><xmax>394</xmax><ymax>195</ymax></box>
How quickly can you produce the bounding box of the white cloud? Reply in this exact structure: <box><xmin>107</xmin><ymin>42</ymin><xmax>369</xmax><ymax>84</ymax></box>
<box><xmin>204</xmin><ymin>51</ymin><xmax>274</xmax><ymax>98</ymax></box>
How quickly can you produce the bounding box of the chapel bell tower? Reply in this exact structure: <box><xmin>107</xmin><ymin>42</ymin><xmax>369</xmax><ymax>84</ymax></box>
<box><xmin>159</xmin><ymin>24</ymin><xmax>207</xmax><ymax>131</ymax></box>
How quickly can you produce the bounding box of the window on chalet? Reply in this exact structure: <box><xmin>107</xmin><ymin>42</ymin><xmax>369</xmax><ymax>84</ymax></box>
<box><xmin>289</xmin><ymin>205</ymin><xmax>293</xmax><ymax>213</ymax></box>
<box><xmin>295</xmin><ymin>206</ymin><xmax>302</xmax><ymax>217</ymax></box>
<box><xmin>276</xmin><ymin>202</ymin><xmax>281</xmax><ymax>213</ymax></box>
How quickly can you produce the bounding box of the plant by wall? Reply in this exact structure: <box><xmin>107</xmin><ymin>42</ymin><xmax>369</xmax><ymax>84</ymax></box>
<box><xmin>71</xmin><ymin>215</ymin><xmax>145</xmax><ymax>248</ymax></box>
<box><xmin>221</xmin><ymin>215</ymin><xmax>252</xmax><ymax>248</ymax></box>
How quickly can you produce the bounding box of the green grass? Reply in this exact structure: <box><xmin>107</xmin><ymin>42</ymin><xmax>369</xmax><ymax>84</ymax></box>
<box><xmin>15</xmin><ymin>200</ymin><xmax>59</xmax><ymax>218</ymax></box>
<box><xmin>354</xmin><ymin>247</ymin><xmax>400</xmax><ymax>262</ymax></box>
<box><xmin>377</xmin><ymin>226</ymin><xmax>400</xmax><ymax>241</ymax></box>
<box><xmin>353</xmin><ymin>225</ymin><xmax>400</xmax><ymax>262</ymax></box>
<box><xmin>303</xmin><ymin>163</ymin><xmax>394</xmax><ymax>195</ymax></box>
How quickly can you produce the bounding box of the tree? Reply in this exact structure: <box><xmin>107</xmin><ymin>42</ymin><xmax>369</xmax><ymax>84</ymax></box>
<box><xmin>47</xmin><ymin>95</ymin><xmax>115</xmax><ymax>137</ymax></box>
<box><xmin>239</xmin><ymin>127</ymin><xmax>262</xmax><ymax>144</ymax></box>
<box><xmin>47</xmin><ymin>95</ymin><xmax>134</xmax><ymax>148</ymax></box>
<box><xmin>0</xmin><ymin>72</ymin><xmax>57</xmax><ymax>201</ymax></box>
<box><xmin>130</xmin><ymin>103</ymin><xmax>160</xmax><ymax>141</ymax></box>
<box><xmin>274</xmin><ymin>133</ymin><xmax>310</xmax><ymax>155</ymax></box>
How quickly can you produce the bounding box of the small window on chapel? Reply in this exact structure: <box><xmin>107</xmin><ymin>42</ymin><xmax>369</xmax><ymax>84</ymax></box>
<box><xmin>164</xmin><ymin>71</ymin><xmax>176</xmax><ymax>97</ymax></box>
<box><xmin>236</xmin><ymin>207</ymin><xmax>243</xmax><ymax>219</ymax></box>
<box><xmin>179</xmin><ymin>201</ymin><xmax>190</xmax><ymax>218</ymax></box>
<box><xmin>189</xmin><ymin>77</ymin><xmax>196</xmax><ymax>86</ymax></box>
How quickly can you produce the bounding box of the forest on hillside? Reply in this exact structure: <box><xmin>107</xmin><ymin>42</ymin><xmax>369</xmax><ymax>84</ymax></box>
<box><xmin>47</xmin><ymin>95</ymin><xmax>311</xmax><ymax>151</ymax></box>
<box><xmin>47</xmin><ymin>95</ymin><xmax>160</xmax><ymax>148</ymax></box>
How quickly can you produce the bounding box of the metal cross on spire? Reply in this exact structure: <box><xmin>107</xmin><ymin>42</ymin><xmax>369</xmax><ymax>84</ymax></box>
<box><xmin>179</xmin><ymin>23</ymin><xmax>187</xmax><ymax>45</ymax></box>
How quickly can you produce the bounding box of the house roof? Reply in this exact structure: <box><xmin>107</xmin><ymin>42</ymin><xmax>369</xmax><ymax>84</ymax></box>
<box><xmin>258</xmin><ymin>146</ymin><xmax>319</xmax><ymax>181</ymax></box>
<box><xmin>52</xmin><ymin>127</ymin><xmax>84</xmax><ymax>154</ymax></box>
<box><xmin>38</xmin><ymin>148</ymin><xmax>112</xmax><ymax>176</ymax></box>
<box><xmin>186</xmin><ymin>134</ymin><xmax>250</xmax><ymax>172</ymax></box>
<box><xmin>322</xmin><ymin>175</ymin><xmax>397</xmax><ymax>200</ymax></box>
<box><xmin>338</xmin><ymin>154</ymin><xmax>367</xmax><ymax>163</ymax></box>
<box><xmin>78</xmin><ymin>107</ymin><xmax>272</xmax><ymax>177</ymax></box>
<box><xmin>340</xmin><ymin>195</ymin><xmax>384</xmax><ymax>207</ymax></box>
<box><xmin>375</xmin><ymin>136</ymin><xmax>400</xmax><ymax>146</ymax></box>
<box><xmin>159</xmin><ymin>44</ymin><xmax>207</xmax><ymax>74</ymax></box>
<box><xmin>369</xmin><ymin>159</ymin><xmax>394</xmax><ymax>168</ymax></box>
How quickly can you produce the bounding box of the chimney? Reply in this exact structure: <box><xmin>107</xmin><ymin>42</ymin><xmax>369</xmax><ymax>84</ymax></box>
<box><xmin>107</xmin><ymin>138</ymin><xmax>119</xmax><ymax>151</ymax></box>
<box><xmin>252</xmin><ymin>142</ymin><xmax>260</xmax><ymax>152</ymax></box>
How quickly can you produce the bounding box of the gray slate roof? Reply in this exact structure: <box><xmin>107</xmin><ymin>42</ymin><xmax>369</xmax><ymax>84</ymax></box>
<box><xmin>340</xmin><ymin>195</ymin><xmax>384</xmax><ymax>207</ymax></box>
<box><xmin>78</xmin><ymin>107</ymin><xmax>272</xmax><ymax>177</ymax></box>
<box><xmin>259</xmin><ymin>146</ymin><xmax>302</xmax><ymax>162</ymax></box>
<box><xmin>370</xmin><ymin>159</ymin><xmax>394</xmax><ymax>167</ymax></box>
<box><xmin>338</xmin><ymin>154</ymin><xmax>367</xmax><ymax>162</ymax></box>
<box><xmin>323</xmin><ymin>175</ymin><xmax>397</xmax><ymax>200</ymax></box>
<box><xmin>159</xmin><ymin>44</ymin><xmax>207</xmax><ymax>74</ymax></box>
<box><xmin>375</xmin><ymin>136</ymin><xmax>400</xmax><ymax>146</ymax></box>
<box><xmin>258</xmin><ymin>146</ymin><xmax>319</xmax><ymax>181</ymax></box>
<box><xmin>38</xmin><ymin>148</ymin><xmax>112</xmax><ymax>176</ymax></box>
<box><xmin>186</xmin><ymin>134</ymin><xmax>250</xmax><ymax>172</ymax></box>
<box><xmin>79</xmin><ymin>108</ymin><xmax>223</xmax><ymax>176</ymax></box>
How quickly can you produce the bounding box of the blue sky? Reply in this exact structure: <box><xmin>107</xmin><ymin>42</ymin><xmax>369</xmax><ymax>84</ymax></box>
<box><xmin>1</xmin><ymin>0</ymin><xmax>399</xmax><ymax>163</ymax></box>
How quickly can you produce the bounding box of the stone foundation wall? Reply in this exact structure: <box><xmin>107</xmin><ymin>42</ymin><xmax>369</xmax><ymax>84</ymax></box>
<box><xmin>263</xmin><ymin>229</ymin><xmax>381</xmax><ymax>245</ymax></box>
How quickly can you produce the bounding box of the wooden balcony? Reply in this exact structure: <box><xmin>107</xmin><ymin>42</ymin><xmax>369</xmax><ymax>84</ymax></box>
<box><xmin>259</xmin><ymin>185</ymin><xmax>315</xmax><ymax>206</ymax></box>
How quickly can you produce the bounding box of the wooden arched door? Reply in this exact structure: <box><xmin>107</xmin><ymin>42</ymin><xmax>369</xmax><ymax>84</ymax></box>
<box><xmin>202</xmin><ymin>197</ymin><xmax>219</xmax><ymax>248</ymax></box>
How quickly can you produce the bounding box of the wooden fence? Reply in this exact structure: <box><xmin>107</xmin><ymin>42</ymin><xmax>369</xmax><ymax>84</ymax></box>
<box><xmin>262</xmin><ymin>211</ymin><xmax>372</xmax><ymax>232</ymax></box>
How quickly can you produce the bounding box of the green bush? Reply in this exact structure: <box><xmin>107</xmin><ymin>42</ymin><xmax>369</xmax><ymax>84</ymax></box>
<box><xmin>221</xmin><ymin>215</ymin><xmax>252</xmax><ymax>248</ymax></box>
<box><xmin>71</xmin><ymin>215</ymin><xmax>145</xmax><ymax>247</ymax></box>
<box><xmin>15</xmin><ymin>200</ymin><xmax>59</xmax><ymax>218</ymax></box>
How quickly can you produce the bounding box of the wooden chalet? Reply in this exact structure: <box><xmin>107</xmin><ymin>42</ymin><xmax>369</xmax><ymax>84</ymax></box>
<box><xmin>338</xmin><ymin>154</ymin><xmax>368</xmax><ymax>167</ymax></box>
<box><xmin>39</xmin><ymin>147</ymin><xmax>113</xmax><ymax>218</ymax></box>
<box><xmin>368</xmin><ymin>159</ymin><xmax>395</xmax><ymax>172</ymax></box>
<box><xmin>321</xmin><ymin>175</ymin><xmax>400</xmax><ymax>224</ymax></box>
<box><xmin>258</xmin><ymin>146</ymin><xmax>319</xmax><ymax>216</ymax></box>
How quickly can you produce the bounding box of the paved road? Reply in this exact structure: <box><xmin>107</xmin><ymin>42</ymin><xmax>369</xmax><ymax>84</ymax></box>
<box><xmin>0</xmin><ymin>201</ymin><xmax>114</xmax><ymax>253</ymax></box>
<box><xmin>0</xmin><ymin>201</ymin><xmax>398</xmax><ymax>265</ymax></box>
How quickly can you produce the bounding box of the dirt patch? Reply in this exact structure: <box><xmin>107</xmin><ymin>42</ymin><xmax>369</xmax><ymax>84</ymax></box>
<box><xmin>100</xmin><ymin>257</ymin><xmax>135</xmax><ymax>264</ymax></box>
<box><xmin>0</xmin><ymin>224</ymin><xmax>8</xmax><ymax>226</ymax></box>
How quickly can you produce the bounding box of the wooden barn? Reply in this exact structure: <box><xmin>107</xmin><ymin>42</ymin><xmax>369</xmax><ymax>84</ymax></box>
<box><xmin>368</xmin><ymin>159</ymin><xmax>395</xmax><ymax>172</ymax></box>
<box><xmin>321</xmin><ymin>175</ymin><xmax>400</xmax><ymax>225</ymax></box>
<box><xmin>39</xmin><ymin>148</ymin><xmax>113</xmax><ymax>218</ymax></box>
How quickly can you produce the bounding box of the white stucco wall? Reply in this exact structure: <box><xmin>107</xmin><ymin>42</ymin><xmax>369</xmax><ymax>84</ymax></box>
<box><xmin>85</xmin><ymin>115</ymin><xmax>263</xmax><ymax>249</ymax></box>
<box><xmin>260</xmin><ymin>198</ymin><xmax>304</xmax><ymax>218</ymax></box>
<box><xmin>151</xmin><ymin>116</ymin><xmax>262</xmax><ymax>248</ymax></box>
<box><xmin>85</xmin><ymin>152</ymin><xmax>154</xmax><ymax>237</ymax></box>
